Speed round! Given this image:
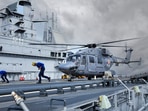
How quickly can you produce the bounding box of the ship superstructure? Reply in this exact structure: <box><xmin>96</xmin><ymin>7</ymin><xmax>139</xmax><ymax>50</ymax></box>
<box><xmin>0</xmin><ymin>0</ymin><xmax>67</xmax><ymax>80</ymax></box>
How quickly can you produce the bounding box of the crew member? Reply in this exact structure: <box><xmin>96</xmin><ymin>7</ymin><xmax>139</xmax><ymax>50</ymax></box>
<box><xmin>32</xmin><ymin>62</ymin><xmax>50</xmax><ymax>84</ymax></box>
<box><xmin>0</xmin><ymin>70</ymin><xmax>9</xmax><ymax>83</ymax></box>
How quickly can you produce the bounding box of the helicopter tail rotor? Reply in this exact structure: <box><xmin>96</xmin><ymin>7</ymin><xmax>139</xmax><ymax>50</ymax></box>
<box><xmin>124</xmin><ymin>48</ymin><xmax>133</xmax><ymax>63</ymax></box>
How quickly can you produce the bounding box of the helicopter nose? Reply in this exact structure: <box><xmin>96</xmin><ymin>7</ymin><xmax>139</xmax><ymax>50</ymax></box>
<box><xmin>58</xmin><ymin>62</ymin><xmax>75</xmax><ymax>70</ymax></box>
<box><xmin>57</xmin><ymin>62</ymin><xmax>78</xmax><ymax>73</ymax></box>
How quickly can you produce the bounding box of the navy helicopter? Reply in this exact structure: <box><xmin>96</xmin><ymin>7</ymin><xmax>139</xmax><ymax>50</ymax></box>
<box><xmin>30</xmin><ymin>38</ymin><xmax>141</xmax><ymax>80</ymax></box>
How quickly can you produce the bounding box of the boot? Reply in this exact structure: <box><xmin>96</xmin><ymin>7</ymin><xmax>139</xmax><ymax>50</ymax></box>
<box><xmin>48</xmin><ymin>77</ymin><xmax>50</xmax><ymax>82</ymax></box>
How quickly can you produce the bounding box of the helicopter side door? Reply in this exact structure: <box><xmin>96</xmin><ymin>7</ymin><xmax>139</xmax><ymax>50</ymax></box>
<box><xmin>87</xmin><ymin>55</ymin><xmax>97</xmax><ymax>73</ymax></box>
<box><xmin>77</xmin><ymin>55</ymin><xmax>87</xmax><ymax>74</ymax></box>
<box><xmin>95</xmin><ymin>55</ymin><xmax>105</xmax><ymax>73</ymax></box>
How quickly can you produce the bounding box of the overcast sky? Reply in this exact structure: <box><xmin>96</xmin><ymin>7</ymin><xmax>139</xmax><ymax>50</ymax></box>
<box><xmin>0</xmin><ymin>0</ymin><xmax>148</xmax><ymax>75</ymax></box>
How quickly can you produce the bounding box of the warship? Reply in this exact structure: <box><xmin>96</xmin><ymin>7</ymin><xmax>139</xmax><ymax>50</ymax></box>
<box><xmin>0</xmin><ymin>0</ymin><xmax>67</xmax><ymax>81</ymax></box>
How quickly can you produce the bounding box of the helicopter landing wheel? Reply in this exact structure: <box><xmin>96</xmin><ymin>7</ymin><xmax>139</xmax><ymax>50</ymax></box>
<box><xmin>88</xmin><ymin>77</ymin><xmax>92</xmax><ymax>80</ymax></box>
<box><xmin>68</xmin><ymin>76</ymin><xmax>74</xmax><ymax>82</ymax></box>
<box><xmin>68</xmin><ymin>79</ymin><xmax>72</xmax><ymax>81</ymax></box>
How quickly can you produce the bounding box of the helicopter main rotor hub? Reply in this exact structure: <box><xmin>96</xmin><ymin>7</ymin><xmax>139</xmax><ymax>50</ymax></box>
<box><xmin>86</xmin><ymin>44</ymin><xmax>97</xmax><ymax>48</ymax></box>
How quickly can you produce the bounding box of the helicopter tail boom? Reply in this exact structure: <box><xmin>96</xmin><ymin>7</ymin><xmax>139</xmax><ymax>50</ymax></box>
<box><xmin>127</xmin><ymin>57</ymin><xmax>142</xmax><ymax>65</ymax></box>
<box><xmin>113</xmin><ymin>48</ymin><xmax>141</xmax><ymax>66</ymax></box>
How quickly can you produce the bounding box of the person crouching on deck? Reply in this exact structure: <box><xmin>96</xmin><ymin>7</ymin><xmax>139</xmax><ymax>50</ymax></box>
<box><xmin>32</xmin><ymin>62</ymin><xmax>50</xmax><ymax>84</ymax></box>
<box><xmin>0</xmin><ymin>70</ymin><xmax>9</xmax><ymax>83</ymax></box>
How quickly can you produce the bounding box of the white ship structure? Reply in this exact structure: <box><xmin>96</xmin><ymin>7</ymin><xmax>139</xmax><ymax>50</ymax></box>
<box><xmin>0</xmin><ymin>0</ymin><xmax>68</xmax><ymax>80</ymax></box>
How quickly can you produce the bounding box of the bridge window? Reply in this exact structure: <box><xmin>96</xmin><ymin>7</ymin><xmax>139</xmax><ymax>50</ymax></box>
<box><xmin>58</xmin><ymin>53</ymin><xmax>61</xmax><ymax>57</ymax></box>
<box><xmin>0</xmin><ymin>46</ymin><xmax>2</xmax><ymax>51</ymax></box>
<box><xmin>62</xmin><ymin>53</ymin><xmax>66</xmax><ymax>57</ymax></box>
<box><xmin>50</xmin><ymin>52</ymin><xmax>55</xmax><ymax>57</ymax></box>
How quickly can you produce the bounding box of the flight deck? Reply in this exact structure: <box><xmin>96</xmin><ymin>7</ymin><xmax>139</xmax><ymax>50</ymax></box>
<box><xmin>0</xmin><ymin>76</ymin><xmax>148</xmax><ymax>111</ymax></box>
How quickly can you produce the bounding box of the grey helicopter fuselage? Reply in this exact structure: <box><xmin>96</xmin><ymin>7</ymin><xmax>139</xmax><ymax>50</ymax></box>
<box><xmin>58</xmin><ymin>48</ymin><xmax>116</xmax><ymax>78</ymax></box>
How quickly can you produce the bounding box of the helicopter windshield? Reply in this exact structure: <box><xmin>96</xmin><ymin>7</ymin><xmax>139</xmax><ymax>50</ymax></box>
<box><xmin>67</xmin><ymin>55</ymin><xmax>81</xmax><ymax>63</ymax></box>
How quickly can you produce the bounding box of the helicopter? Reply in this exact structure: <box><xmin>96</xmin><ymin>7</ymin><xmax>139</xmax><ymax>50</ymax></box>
<box><xmin>30</xmin><ymin>37</ymin><xmax>142</xmax><ymax>80</ymax></box>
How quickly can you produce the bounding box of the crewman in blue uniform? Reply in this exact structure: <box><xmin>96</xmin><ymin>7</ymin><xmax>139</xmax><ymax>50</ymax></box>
<box><xmin>0</xmin><ymin>70</ymin><xmax>9</xmax><ymax>83</ymax></box>
<box><xmin>32</xmin><ymin>62</ymin><xmax>50</xmax><ymax>84</ymax></box>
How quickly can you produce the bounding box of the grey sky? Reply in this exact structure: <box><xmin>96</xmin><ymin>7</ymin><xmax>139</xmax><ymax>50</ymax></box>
<box><xmin>0</xmin><ymin>0</ymin><xmax>148</xmax><ymax>75</ymax></box>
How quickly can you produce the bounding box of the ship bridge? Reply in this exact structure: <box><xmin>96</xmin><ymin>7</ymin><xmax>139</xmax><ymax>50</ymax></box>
<box><xmin>0</xmin><ymin>0</ymin><xmax>68</xmax><ymax>80</ymax></box>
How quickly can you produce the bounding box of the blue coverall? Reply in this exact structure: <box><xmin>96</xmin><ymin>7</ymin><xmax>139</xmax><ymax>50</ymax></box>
<box><xmin>36</xmin><ymin>62</ymin><xmax>50</xmax><ymax>83</ymax></box>
<box><xmin>0</xmin><ymin>70</ymin><xmax>9</xmax><ymax>83</ymax></box>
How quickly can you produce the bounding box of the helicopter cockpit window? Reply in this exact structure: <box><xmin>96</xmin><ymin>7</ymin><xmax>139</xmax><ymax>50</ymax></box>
<box><xmin>67</xmin><ymin>55</ymin><xmax>81</xmax><ymax>62</ymax></box>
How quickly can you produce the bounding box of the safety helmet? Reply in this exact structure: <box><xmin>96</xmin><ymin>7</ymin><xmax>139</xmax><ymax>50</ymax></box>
<box><xmin>32</xmin><ymin>62</ymin><xmax>36</xmax><ymax>66</ymax></box>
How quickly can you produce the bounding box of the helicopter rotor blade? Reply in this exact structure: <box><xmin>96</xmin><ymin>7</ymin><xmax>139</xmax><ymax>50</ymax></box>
<box><xmin>29</xmin><ymin>37</ymin><xmax>141</xmax><ymax>49</ymax></box>
<box><xmin>59</xmin><ymin>45</ymin><xmax>127</xmax><ymax>52</ymax></box>
<box><xmin>29</xmin><ymin>43</ymin><xmax>85</xmax><ymax>46</ymax></box>
<box><xmin>59</xmin><ymin>46</ymin><xmax>86</xmax><ymax>52</ymax></box>
<box><xmin>101</xmin><ymin>45</ymin><xmax>128</xmax><ymax>48</ymax></box>
<box><xmin>29</xmin><ymin>43</ymin><xmax>126</xmax><ymax>48</ymax></box>
<box><xmin>97</xmin><ymin>37</ymin><xmax>140</xmax><ymax>45</ymax></box>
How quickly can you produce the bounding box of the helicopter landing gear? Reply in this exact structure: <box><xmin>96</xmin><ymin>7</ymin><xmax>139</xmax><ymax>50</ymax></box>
<box><xmin>68</xmin><ymin>75</ymin><xmax>75</xmax><ymax>82</ymax></box>
<box><xmin>68</xmin><ymin>78</ymin><xmax>72</xmax><ymax>81</ymax></box>
<box><xmin>88</xmin><ymin>77</ymin><xmax>92</xmax><ymax>80</ymax></box>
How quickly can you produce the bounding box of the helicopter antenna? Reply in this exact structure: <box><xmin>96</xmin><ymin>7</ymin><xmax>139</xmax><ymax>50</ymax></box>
<box><xmin>125</xmin><ymin>42</ymin><xmax>128</xmax><ymax>52</ymax></box>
